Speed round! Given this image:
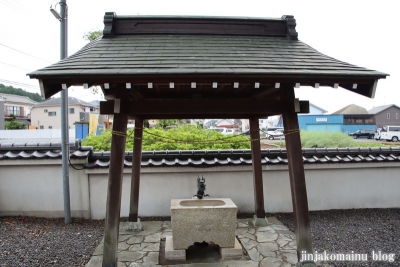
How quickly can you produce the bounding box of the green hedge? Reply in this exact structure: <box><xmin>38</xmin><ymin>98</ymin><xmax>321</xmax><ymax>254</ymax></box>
<box><xmin>83</xmin><ymin>127</ymin><xmax>388</xmax><ymax>152</ymax></box>
<box><xmin>83</xmin><ymin>125</ymin><xmax>251</xmax><ymax>151</ymax></box>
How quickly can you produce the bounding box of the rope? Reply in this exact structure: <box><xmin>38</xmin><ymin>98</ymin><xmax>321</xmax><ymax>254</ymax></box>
<box><xmin>283</xmin><ymin>129</ymin><xmax>300</xmax><ymax>136</ymax></box>
<box><xmin>111</xmin><ymin>128</ymin><xmax>279</xmax><ymax>145</ymax></box>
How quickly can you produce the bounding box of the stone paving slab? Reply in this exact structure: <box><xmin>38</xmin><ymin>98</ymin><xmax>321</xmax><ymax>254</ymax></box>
<box><xmin>86</xmin><ymin>218</ymin><xmax>333</xmax><ymax>267</ymax></box>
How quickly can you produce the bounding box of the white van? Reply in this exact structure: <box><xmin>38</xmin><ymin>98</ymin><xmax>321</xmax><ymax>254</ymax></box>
<box><xmin>380</xmin><ymin>125</ymin><xmax>400</xmax><ymax>142</ymax></box>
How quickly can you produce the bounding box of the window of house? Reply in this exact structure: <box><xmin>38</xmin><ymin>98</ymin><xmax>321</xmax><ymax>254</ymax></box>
<box><xmin>44</xmin><ymin>109</ymin><xmax>48</xmax><ymax>113</ymax></box>
<box><xmin>69</xmin><ymin>108</ymin><xmax>75</xmax><ymax>114</ymax></box>
<box><xmin>396</xmin><ymin>113</ymin><xmax>399</xmax><ymax>119</ymax></box>
<box><xmin>6</xmin><ymin>106</ymin><xmax>20</xmax><ymax>116</ymax></box>
<box><xmin>49</xmin><ymin>126</ymin><xmax>52</xmax><ymax>129</ymax></box>
<box><xmin>387</xmin><ymin>113</ymin><xmax>390</xmax><ymax>119</ymax></box>
<box><xmin>39</xmin><ymin>126</ymin><xmax>44</xmax><ymax>129</ymax></box>
<box><xmin>48</xmin><ymin>111</ymin><xmax>56</xmax><ymax>116</ymax></box>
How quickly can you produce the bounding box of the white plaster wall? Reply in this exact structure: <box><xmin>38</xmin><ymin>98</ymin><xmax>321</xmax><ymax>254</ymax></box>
<box><xmin>303</xmin><ymin>165</ymin><xmax>400</xmax><ymax>210</ymax></box>
<box><xmin>87</xmin><ymin>163</ymin><xmax>400</xmax><ymax>219</ymax></box>
<box><xmin>0</xmin><ymin>159</ymin><xmax>90</xmax><ymax>218</ymax></box>
<box><xmin>88</xmin><ymin>166</ymin><xmax>258</xmax><ymax>219</ymax></box>
<box><xmin>1</xmin><ymin>160</ymin><xmax>399</xmax><ymax>219</ymax></box>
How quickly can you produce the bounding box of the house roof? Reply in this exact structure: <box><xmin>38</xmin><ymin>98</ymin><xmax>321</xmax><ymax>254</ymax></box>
<box><xmin>89</xmin><ymin>100</ymin><xmax>101</xmax><ymax>107</ymax></box>
<box><xmin>28</xmin><ymin>14</ymin><xmax>388</xmax><ymax>100</ymax></box>
<box><xmin>309</xmin><ymin>103</ymin><xmax>327</xmax><ymax>113</ymax></box>
<box><xmin>0</xmin><ymin>140</ymin><xmax>90</xmax><ymax>159</ymax></box>
<box><xmin>32</xmin><ymin>96</ymin><xmax>96</xmax><ymax>108</ymax></box>
<box><xmin>1</xmin><ymin>142</ymin><xmax>399</xmax><ymax>167</ymax></box>
<box><xmin>332</xmin><ymin>104</ymin><xmax>369</xmax><ymax>114</ymax></box>
<box><xmin>0</xmin><ymin>93</ymin><xmax>37</xmax><ymax>105</ymax></box>
<box><xmin>368</xmin><ymin>104</ymin><xmax>400</xmax><ymax>115</ymax></box>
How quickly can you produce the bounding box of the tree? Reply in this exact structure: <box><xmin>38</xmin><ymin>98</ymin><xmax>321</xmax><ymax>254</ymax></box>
<box><xmin>82</xmin><ymin>125</ymin><xmax>251</xmax><ymax>151</ymax></box>
<box><xmin>5</xmin><ymin>115</ymin><xmax>26</xmax><ymax>130</ymax></box>
<box><xmin>156</xmin><ymin>119</ymin><xmax>177</xmax><ymax>129</ymax></box>
<box><xmin>0</xmin><ymin>83</ymin><xmax>42</xmax><ymax>102</ymax></box>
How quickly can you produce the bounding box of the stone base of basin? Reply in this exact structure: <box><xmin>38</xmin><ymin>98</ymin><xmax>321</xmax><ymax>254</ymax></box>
<box><xmin>165</xmin><ymin>235</ymin><xmax>243</xmax><ymax>261</ymax></box>
<box><xmin>171</xmin><ymin>198</ymin><xmax>237</xmax><ymax>250</ymax></box>
<box><xmin>220</xmin><ymin>238</ymin><xmax>243</xmax><ymax>258</ymax></box>
<box><xmin>252</xmin><ymin>215</ymin><xmax>269</xmax><ymax>227</ymax></box>
<box><xmin>165</xmin><ymin>236</ymin><xmax>186</xmax><ymax>261</ymax></box>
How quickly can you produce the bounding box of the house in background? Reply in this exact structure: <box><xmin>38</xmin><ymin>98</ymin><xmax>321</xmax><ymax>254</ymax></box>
<box><xmin>309</xmin><ymin>103</ymin><xmax>327</xmax><ymax>115</ymax></box>
<box><xmin>30</xmin><ymin>97</ymin><xmax>99</xmax><ymax>130</ymax></box>
<box><xmin>215</xmin><ymin>119</ymin><xmax>238</xmax><ymax>128</ymax></box>
<box><xmin>277</xmin><ymin>102</ymin><xmax>328</xmax><ymax>129</ymax></box>
<box><xmin>332</xmin><ymin>104</ymin><xmax>376</xmax><ymax>133</ymax></box>
<box><xmin>368</xmin><ymin>104</ymin><xmax>400</xmax><ymax>128</ymax></box>
<box><xmin>277</xmin><ymin>103</ymin><xmax>377</xmax><ymax>133</ymax></box>
<box><xmin>0</xmin><ymin>99</ymin><xmax>4</xmax><ymax>130</ymax></box>
<box><xmin>0</xmin><ymin>93</ymin><xmax>37</xmax><ymax>128</ymax></box>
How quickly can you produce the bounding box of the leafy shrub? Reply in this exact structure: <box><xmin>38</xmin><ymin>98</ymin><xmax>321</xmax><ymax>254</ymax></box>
<box><xmin>300</xmin><ymin>131</ymin><xmax>355</xmax><ymax>148</ymax></box>
<box><xmin>82</xmin><ymin>124</ymin><xmax>251</xmax><ymax>151</ymax></box>
<box><xmin>300</xmin><ymin>131</ymin><xmax>390</xmax><ymax>148</ymax></box>
<box><xmin>83</xmin><ymin>130</ymin><xmax>113</xmax><ymax>151</ymax></box>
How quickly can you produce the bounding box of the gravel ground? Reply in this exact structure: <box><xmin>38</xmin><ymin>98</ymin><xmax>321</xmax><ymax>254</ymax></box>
<box><xmin>276</xmin><ymin>208</ymin><xmax>400</xmax><ymax>267</ymax></box>
<box><xmin>0</xmin><ymin>209</ymin><xmax>399</xmax><ymax>267</ymax></box>
<box><xmin>0</xmin><ymin>217</ymin><xmax>104</xmax><ymax>267</ymax></box>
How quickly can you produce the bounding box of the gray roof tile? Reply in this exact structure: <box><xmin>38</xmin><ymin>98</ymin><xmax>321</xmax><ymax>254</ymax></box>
<box><xmin>368</xmin><ymin>104</ymin><xmax>400</xmax><ymax>114</ymax></box>
<box><xmin>29</xmin><ymin>35</ymin><xmax>387</xmax><ymax>78</ymax></box>
<box><xmin>32</xmin><ymin>96</ymin><xmax>96</xmax><ymax>108</ymax></box>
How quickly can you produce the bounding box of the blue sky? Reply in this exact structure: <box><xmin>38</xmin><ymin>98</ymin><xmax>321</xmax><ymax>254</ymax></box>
<box><xmin>0</xmin><ymin>0</ymin><xmax>398</xmax><ymax>113</ymax></box>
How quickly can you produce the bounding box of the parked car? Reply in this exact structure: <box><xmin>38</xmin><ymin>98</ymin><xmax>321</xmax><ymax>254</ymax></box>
<box><xmin>208</xmin><ymin>128</ymin><xmax>236</xmax><ymax>135</ymax></box>
<box><xmin>380</xmin><ymin>125</ymin><xmax>400</xmax><ymax>142</ymax></box>
<box><xmin>266</xmin><ymin>127</ymin><xmax>284</xmax><ymax>135</ymax></box>
<box><xmin>267</xmin><ymin>129</ymin><xmax>285</xmax><ymax>140</ymax></box>
<box><xmin>375</xmin><ymin>128</ymin><xmax>381</xmax><ymax>140</ymax></box>
<box><xmin>243</xmin><ymin>130</ymin><xmax>265</xmax><ymax>137</ymax></box>
<box><xmin>230</xmin><ymin>128</ymin><xmax>241</xmax><ymax>135</ymax></box>
<box><xmin>348</xmin><ymin>129</ymin><xmax>375</xmax><ymax>139</ymax></box>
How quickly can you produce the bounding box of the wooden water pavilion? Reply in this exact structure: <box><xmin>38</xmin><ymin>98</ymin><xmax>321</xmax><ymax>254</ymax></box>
<box><xmin>29</xmin><ymin>13</ymin><xmax>387</xmax><ymax>267</ymax></box>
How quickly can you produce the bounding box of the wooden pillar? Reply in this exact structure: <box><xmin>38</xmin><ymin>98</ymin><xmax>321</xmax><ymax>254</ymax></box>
<box><xmin>249</xmin><ymin>117</ymin><xmax>266</xmax><ymax>219</ymax></box>
<box><xmin>281</xmin><ymin>86</ymin><xmax>314</xmax><ymax>261</ymax></box>
<box><xmin>129</xmin><ymin>118</ymin><xmax>143</xmax><ymax>222</ymax></box>
<box><xmin>102</xmin><ymin>113</ymin><xmax>128</xmax><ymax>267</ymax></box>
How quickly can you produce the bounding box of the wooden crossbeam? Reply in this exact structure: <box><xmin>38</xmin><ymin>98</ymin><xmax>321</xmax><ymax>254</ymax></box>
<box><xmin>100</xmin><ymin>99</ymin><xmax>310</xmax><ymax>117</ymax></box>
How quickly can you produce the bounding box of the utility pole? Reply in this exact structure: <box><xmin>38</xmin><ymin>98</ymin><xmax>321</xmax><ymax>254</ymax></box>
<box><xmin>51</xmin><ymin>0</ymin><xmax>70</xmax><ymax>224</ymax></box>
<box><xmin>60</xmin><ymin>0</ymin><xmax>70</xmax><ymax>224</ymax></box>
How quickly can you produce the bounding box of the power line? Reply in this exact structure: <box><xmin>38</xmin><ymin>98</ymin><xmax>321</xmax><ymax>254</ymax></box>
<box><xmin>7</xmin><ymin>0</ymin><xmax>26</xmax><ymax>10</ymax></box>
<box><xmin>0</xmin><ymin>61</ymin><xmax>31</xmax><ymax>71</ymax></box>
<box><xmin>0</xmin><ymin>78</ymin><xmax>40</xmax><ymax>90</ymax></box>
<box><xmin>0</xmin><ymin>42</ymin><xmax>52</xmax><ymax>63</ymax></box>
<box><xmin>0</xmin><ymin>0</ymin><xmax>16</xmax><ymax>9</ymax></box>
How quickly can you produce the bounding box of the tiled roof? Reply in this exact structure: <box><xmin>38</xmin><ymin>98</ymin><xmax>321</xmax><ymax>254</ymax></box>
<box><xmin>30</xmin><ymin>34</ymin><xmax>386</xmax><ymax>78</ymax></box>
<box><xmin>368</xmin><ymin>104</ymin><xmax>400</xmax><ymax>115</ymax></box>
<box><xmin>0</xmin><ymin>141</ymin><xmax>91</xmax><ymax>159</ymax></box>
<box><xmin>84</xmin><ymin>147</ymin><xmax>400</xmax><ymax>168</ymax></box>
<box><xmin>332</xmin><ymin>104</ymin><xmax>369</xmax><ymax>114</ymax></box>
<box><xmin>28</xmin><ymin>14</ymin><xmax>388</xmax><ymax>100</ymax></box>
<box><xmin>0</xmin><ymin>93</ymin><xmax>37</xmax><ymax>105</ymax></box>
<box><xmin>32</xmin><ymin>97</ymin><xmax>96</xmax><ymax>108</ymax></box>
<box><xmin>1</xmin><ymin>142</ymin><xmax>399</xmax><ymax>167</ymax></box>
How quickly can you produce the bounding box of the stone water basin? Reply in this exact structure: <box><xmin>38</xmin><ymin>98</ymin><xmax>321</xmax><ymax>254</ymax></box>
<box><xmin>170</xmin><ymin>198</ymin><xmax>237</xmax><ymax>250</ymax></box>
